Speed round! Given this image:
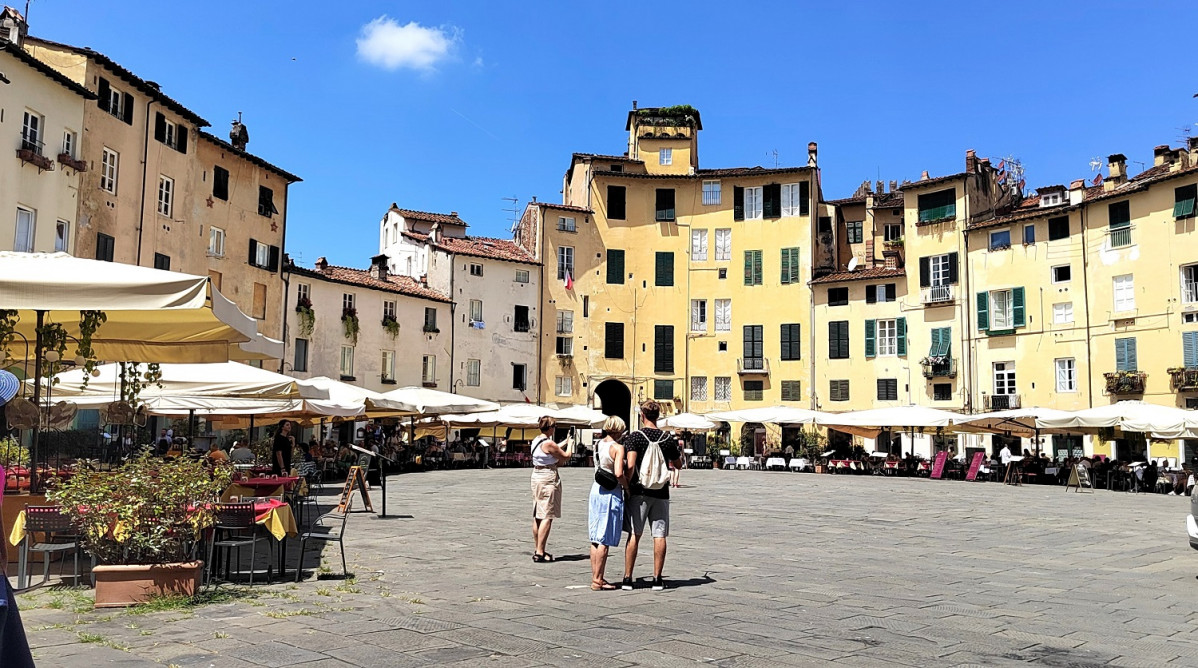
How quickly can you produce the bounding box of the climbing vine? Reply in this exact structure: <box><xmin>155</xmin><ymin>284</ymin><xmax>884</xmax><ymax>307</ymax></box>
<box><xmin>0</xmin><ymin>310</ymin><xmax>18</xmax><ymax>367</ymax></box>
<box><xmin>382</xmin><ymin>315</ymin><xmax>399</xmax><ymax>339</ymax></box>
<box><xmin>36</xmin><ymin>321</ymin><xmax>68</xmax><ymax>383</ymax></box>
<box><xmin>295</xmin><ymin>296</ymin><xmax>315</xmax><ymax>337</ymax></box>
<box><xmin>342</xmin><ymin>307</ymin><xmax>360</xmax><ymax>345</ymax></box>
<box><xmin>77</xmin><ymin>310</ymin><xmax>107</xmax><ymax>388</ymax></box>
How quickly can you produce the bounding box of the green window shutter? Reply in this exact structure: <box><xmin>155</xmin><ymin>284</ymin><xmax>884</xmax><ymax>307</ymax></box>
<box><xmin>763</xmin><ymin>184</ymin><xmax>781</xmax><ymax>218</ymax></box>
<box><xmin>1183</xmin><ymin>332</ymin><xmax>1198</xmax><ymax>368</ymax></box>
<box><xmin>744</xmin><ymin>250</ymin><xmax>753</xmax><ymax>285</ymax></box>
<box><xmin>607</xmin><ymin>249</ymin><xmax>625</xmax><ymax>284</ymax></box>
<box><xmin>753</xmin><ymin>250</ymin><xmax>762</xmax><ymax>285</ymax></box>
<box><xmin>1175</xmin><ymin>185</ymin><xmax>1197</xmax><ymax>218</ymax></box>
<box><xmin>780</xmin><ymin>248</ymin><xmax>790</xmax><ymax>284</ymax></box>
<box><xmin>976</xmin><ymin>291</ymin><xmax>989</xmax><ymax>331</ymax></box>
<box><xmin>788</xmin><ymin>248</ymin><xmax>799</xmax><ymax>283</ymax></box>
<box><xmin>1012</xmin><ymin>287</ymin><xmax>1026</xmax><ymax>327</ymax></box>
<box><xmin>655</xmin><ymin>252</ymin><xmax>674</xmax><ymax>287</ymax></box>
<box><xmin>780</xmin><ymin>324</ymin><xmax>791</xmax><ymax>360</ymax></box>
<box><xmin>1115</xmin><ymin>338</ymin><xmax>1129</xmax><ymax>371</ymax></box>
<box><xmin>604</xmin><ymin>322</ymin><xmax>624</xmax><ymax>359</ymax></box>
<box><xmin>939</xmin><ymin>327</ymin><xmax>952</xmax><ymax>357</ymax></box>
<box><xmin>733</xmin><ymin>186</ymin><xmax>745</xmax><ymax>221</ymax></box>
<box><xmin>654</xmin><ymin>325</ymin><xmax>673</xmax><ymax>373</ymax></box>
<box><xmin>864</xmin><ymin>319</ymin><xmax>876</xmax><ymax>358</ymax></box>
<box><xmin>896</xmin><ymin>317</ymin><xmax>907</xmax><ymax>356</ymax></box>
<box><xmin>928</xmin><ymin>327</ymin><xmax>941</xmax><ymax>357</ymax></box>
<box><xmin>1126</xmin><ymin>338</ymin><xmax>1137</xmax><ymax>371</ymax></box>
<box><xmin>799</xmin><ymin>181</ymin><xmax>810</xmax><ymax>216</ymax></box>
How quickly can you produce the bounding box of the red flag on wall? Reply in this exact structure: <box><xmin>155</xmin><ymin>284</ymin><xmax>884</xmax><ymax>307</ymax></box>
<box><xmin>564</xmin><ymin>270</ymin><xmax>574</xmax><ymax>291</ymax></box>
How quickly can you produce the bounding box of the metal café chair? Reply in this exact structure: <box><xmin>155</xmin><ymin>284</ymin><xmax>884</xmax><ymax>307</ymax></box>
<box><xmin>19</xmin><ymin>505</ymin><xmax>84</xmax><ymax>588</ymax></box>
<box><xmin>207</xmin><ymin>502</ymin><xmax>270</xmax><ymax>585</ymax></box>
<box><xmin>295</xmin><ymin>507</ymin><xmax>350</xmax><ymax>582</ymax></box>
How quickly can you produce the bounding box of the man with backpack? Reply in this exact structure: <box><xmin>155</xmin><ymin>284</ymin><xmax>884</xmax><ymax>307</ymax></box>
<box><xmin>621</xmin><ymin>400</ymin><xmax>682</xmax><ymax>591</ymax></box>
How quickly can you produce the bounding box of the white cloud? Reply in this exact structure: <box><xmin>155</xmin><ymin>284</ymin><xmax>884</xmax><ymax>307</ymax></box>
<box><xmin>356</xmin><ymin>17</ymin><xmax>458</xmax><ymax>72</ymax></box>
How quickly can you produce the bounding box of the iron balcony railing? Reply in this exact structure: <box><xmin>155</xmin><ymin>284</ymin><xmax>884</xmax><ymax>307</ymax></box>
<box><xmin>1109</xmin><ymin>225</ymin><xmax>1133</xmax><ymax>248</ymax></box>
<box><xmin>737</xmin><ymin>357</ymin><xmax>769</xmax><ymax>375</ymax></box>
<box><xmin>1169</xmin><ymin>368</ymin><xmax>1198</xmax><ymax>391</ymax></box>
<box><xmin>985</xmin><ymin>394</ymin><xmax>1021</xmax><ymax>410</ymax></box>
<box><xmin>921</xmin><ymin>357</ymin><xmax>957</xmax><ymax>379</ymax></box>
<box><xmin>921</xmin><ymin>284</ymin><xmax>954</xmax><ymax>305</ymax></box>
<box><xmin>1104</xmin><ymin>371</ymin><xmax>1146</xmax><ymax>395</ymax></box>
<box><xmin>20</xmin><ymin>133</ymin><xmax>44</xmax><ymax>156</ymax></box>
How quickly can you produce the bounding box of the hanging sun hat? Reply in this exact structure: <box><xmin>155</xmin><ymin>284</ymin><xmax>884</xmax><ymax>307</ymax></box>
<box><xmin>0</xmin><ymin>369</ymin><xmax>19</xmax><ymax>405</ymax></box>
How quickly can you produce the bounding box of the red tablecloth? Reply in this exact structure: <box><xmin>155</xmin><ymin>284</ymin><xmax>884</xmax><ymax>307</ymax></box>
<box><xmin>237</xmin><ymin>476</ymin><xmax>299</xmax><ymax>492</ymax></box>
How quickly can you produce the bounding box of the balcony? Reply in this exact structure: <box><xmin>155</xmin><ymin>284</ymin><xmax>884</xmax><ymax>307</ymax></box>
<box><xmin>737</xmin><ymin>357</ymin><xmax>769</xmax><ymax>375</ymax></box>
<box><xmin>985</xmin><ymin>393</ymin><xmax>1021</xmax><ymax>410</ymax></box>
<box><xmin>514</xmin><ymin>320</ymin><xmax>531</xmax><ymax>333</ymax></box>
<box><xmin>422</xmin><ymin>379</ymin><xmax>437</xmax><ymax>388</ymax></box>
<box><xmin>57</xmin><ymin>149</ymin><xmax>86</xmax><ymax>172</ymax></box>
<box><xmin>16</xmin><ymin>135</ymin><xmax>54</xmax><ymax>172</ymax></box>
<box><xmin>1108</xmin><ymin>225</ymin><xmax>1132</xmax><ymax>248</ymax></box>
<box><xmin>422</xmin><ymin>323</ymin><xmax>440</xmax><ymax>333</ymax></box>
<box><xmin>1169</xmin><ymin>367</ymin><xmax>1198</xmax><ymax>391</ymax></box>
<box><xmin>917</xmin><ymin>205</ymin><xmax>956</xmax><ymax>226</ymax></box>
<box><xmin>921</xmin><ymin>357</ymin><xmax>957</xmax><ymax>379</ymax></box>
<box><xmin>1104</xmin><ymin>371</ymin><xmax>1146</xmax><ymax>395</ymax></box>
<box><xmin>921</xmin><ymin>284</ymin><xmax>955</xmax><ymax>305</ymax></box>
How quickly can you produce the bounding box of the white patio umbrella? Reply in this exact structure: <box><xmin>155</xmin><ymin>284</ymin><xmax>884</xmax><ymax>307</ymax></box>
<box><xmin>46</xmin><ymin>362</ymin><xmax>329</xmax><ymax>400</ymax></box>
<box><xmin>375</xmin><ymin>386</ymin><xmax>499</xmax><ymax>417</ymax></box>
<box><xmin>553</xmin><ymin>405</ymin><xmax>609</xmax><ymax>427</ymax></box>
<box><xmin>1037</xmin><ymin>401</ymin><xmax>1198</xmax><ymax>439</ymax></box>
<box><xmin>705</xmin><ymin>406</ymin><xmax>826</xmax><ymax>424</ymax></box>
<box><xmin>954</xmin><ymin>407</ymin><xmax>1076</xmax><ymax>438</ymax></box>
<box><xmin>660</xmin><ymin>412</ymin><xmax>716</xmax><ymax>431</ymax></box>
<box><xmin>436</xmin><ymin>403</ymin><xmax>604</xmax><ymax>429</ymax></box>
<box><xmin>816</xmin><ymin>405</ymin><xmax>962</xmax><ymax>429</ymax></box>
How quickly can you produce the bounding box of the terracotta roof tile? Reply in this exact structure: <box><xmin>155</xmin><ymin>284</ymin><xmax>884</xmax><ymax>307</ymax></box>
<box><xmin>3</xmin><ymin>43</ymin><xmax>96</xmax><ymax>100</ymax></box>
<box><xmin>902</xmin><ymin>172</ymin><xmax>966</xmax><ymax>190</ymax></box>
<box><xmin>809</xmin><ymin>267</ymin><xmax>907</xmax><ymax>285</ymax></box>
<box><xmin>598</xmin><ymin>165</ymin><xmax>813</xmax><ymax>180</ymax></box>
<box><xmin>199</xmin><ymin>131</ymin><xmax>300</xmax><ymax>182</ymax></box>
<box><xmin>871</xmin><ymin>192</ymin><xmax>905</xmax><ymax>208</ymax></box>
<box><xmin>828</xmin><ymin>195</ymin><xmax>866</xmax><ymax>205</ymax></box>
<box><xmin>574</xmin><ymin>153</ymin><xmax>642</xmax><ymax>163</ymax></box>
<box><xmin>402</xmin><ymin>231</ymin><xmax>538</xmax><ymax>265</ymax></box>
<box><xmin>538</xmin><ymin>203</ymin><xmax>593</xmax><ymax>213</ymax></box>
<box><xmin>291</xmin><ymin>265</ymin><xmax>451</xmax><ymax>303</ymax></box>
<box><xmin>389</xmin><ymin>207</ymin><xmax>469</xmax><ymax>228</ymax></box>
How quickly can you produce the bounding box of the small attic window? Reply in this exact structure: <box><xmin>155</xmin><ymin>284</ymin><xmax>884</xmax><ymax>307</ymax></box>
<box><xmin>610</xmin><ymin>164</ymin><xmax>623</xmax><ymax>173</ymax></box>
<box><xmin>1040</xmin><ymin>193</ymin><xmax>1062</xmax><ymax>207</ymax></box>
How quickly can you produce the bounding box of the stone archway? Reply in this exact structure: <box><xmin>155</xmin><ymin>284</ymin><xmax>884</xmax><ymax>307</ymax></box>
<box><xmin>594</xmin><ymin>379</ymin><xmax>632</xmax><ymax>428</ymax></box>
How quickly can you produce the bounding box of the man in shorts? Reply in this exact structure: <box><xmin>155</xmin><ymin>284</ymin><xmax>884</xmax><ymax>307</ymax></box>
<box><xmin>622</xmin><ymin>400</ymin><xmax>682</xmax><ymax>591</ymax></box>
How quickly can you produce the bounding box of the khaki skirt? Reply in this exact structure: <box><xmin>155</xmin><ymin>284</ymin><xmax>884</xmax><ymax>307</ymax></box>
<box><xmin>530</xmin><ymin>467</ymin><xmax>562</xmax><ymax>519</ymax></box>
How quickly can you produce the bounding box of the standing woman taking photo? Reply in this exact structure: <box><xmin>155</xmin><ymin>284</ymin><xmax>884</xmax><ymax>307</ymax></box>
<box><xmin>588</xmin><ymin>416</ymin><xmax>627</xmax><ymax>590</ymax></box>
<box><xmin>530</xmin><ymin>416</ymin><xmax>572</xmax><ymax>562</ymax></box>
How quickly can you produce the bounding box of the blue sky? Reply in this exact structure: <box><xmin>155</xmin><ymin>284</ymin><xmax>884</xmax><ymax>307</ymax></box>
<box><xmin>24</xmin><ymin>1</ymin><xmax>1198</xmax><ymax>267</ymax></box>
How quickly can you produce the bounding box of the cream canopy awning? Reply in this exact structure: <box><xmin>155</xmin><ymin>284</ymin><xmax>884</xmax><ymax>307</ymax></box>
<box><xmin>816</xmin><ymin>405</ymin><xmax>963</xmax><ymax>429</ymax></box>
<box><xmin>660</xmin><ymin>412</ymin><xmax>717</xmax><ymax>431</ymax></box>
<box><xmin>376</xmin><ymin>386</ymin><xmax>499</xmax><ymax>417</ymax></box>
<box><xmin>705</xmin><ymin>406</ymin><xmax>827</xmax><ymax>425</ymax></box>
<box><xmin>1036</xmin><ymin>401</ymin><xmax>1198</xmax><ymax>439</ymax></box>
<box><xmin>46</xmin><ymin>362</ymin><xmax>328</xmax><ymax>400</ymax></box>
<box><xmin>954</xmin><ymin>407</ymin><xmax>1076</xmax><ymax>438</ymax></box>
<box><xmin>434</xmin><ymin>403</ymin><xmax>604</xmax><ymax>429</ymax></box>
<box><xmin>0</xmin><ymin>252</ymin><xmax>280</xmax><ymax>362</ymax></box>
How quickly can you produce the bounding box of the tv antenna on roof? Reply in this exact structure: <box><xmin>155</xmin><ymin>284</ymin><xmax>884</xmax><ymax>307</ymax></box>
<box><xmin>502</xmin><ymin>196</ymin><xmax>520</xmax><ymax>233</ymax></box>
<box><xmin>767</xmin><ymin>149</ymin><xmax>779</xmax><ymax>168</ymax></box>
<box><xmin>1088</xmin><ymin>157</ymin><xmax>1103</xmax><ymax>172</ymax></box>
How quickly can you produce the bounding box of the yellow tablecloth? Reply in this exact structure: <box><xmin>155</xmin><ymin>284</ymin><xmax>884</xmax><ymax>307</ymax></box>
<box><xmin>222</xmin><ymin>484</ymin><xmax>284</xmax><ymax>501</ymax></box>
<box><xmin>8</xmin><ymin>503</ymin><xmax>296</xmax><ymax>545</ymax></box>
<box><xmin>8</xmin><ymin>511</ymin><xmax>28</xmax><ymax>547</ymax></box>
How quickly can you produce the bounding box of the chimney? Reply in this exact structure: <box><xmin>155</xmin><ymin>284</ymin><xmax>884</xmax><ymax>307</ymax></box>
<box><xmin>883</xmin><ymin>253</ymin><xmax>898</xmax><ymax>270</ymax></box>
<box><xmin>889</xmin><ymin>180</ymin><xmax>898</xmax><ymax>193</ymax></box>
<box><xmin>369</xmin><ymin>254</ymin><xmax>389</xmax><ymax>281</ymax></box>
<box><xmin>807</xmin><ymin>142</ymin><xmax>818</xmax><ymax>168</ymax></box>
<box><xmin>965</xmin><ymin>149</ymin><xmax>978</xmax><ymax>173</ymax></box>
<box><xmin>450</xmin><ymin>211</ymin><xmax>458</xmax><ymax>217</ymax></box>
<box><xmin>1188</xmin><ymin>136</ymin><xmax>1198</xmax><ymax>161</ymax></box>
<box><xmin>1153</xmin><ymin>145</ymin><xmax>1172</xmax><ymax>167</ymax></box>
<box><xmin>315</xmin><ymin>256</ymin><xmax>329</xmax><ymax>272</ymax></box>
<box><xmin>875</xmin><ymin>180</ymin><xmax>884</xmax><ymax>195</ymax></box>
<box><xmin>632</xmin><ymin>100</ymin><xmax>638</xmax><ymax>110</ymax></box>
<box><xmin>1068</xmin><ymin>179</ymin><xmax>1086</xmax><ymax>205</ymax></box>
<box><xmin>419</xmin><ymin>275</ymin><xmax>428</xmax><ymax>286</ymax></box>
<box><xmin>920</xmin><ymin>170</ymin><xmax>930</xmax><ymax>181</ymax></box>
<box><xmin>1107</xmin><ymin>153</ymin><xmax>1127</xmax><ymax>182</ymax></box>
<box><xmin>0</xmin><ymin>6</ymin><xmax>29</xmax><ymax>46</ymax></box>
<box><xmin>429</xmin><ymin>221</ymin><xmax>443</xmax><ymax>244</ymax></box>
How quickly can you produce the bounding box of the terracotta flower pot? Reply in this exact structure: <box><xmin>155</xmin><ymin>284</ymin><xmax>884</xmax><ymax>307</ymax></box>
<box><xmin>92</xmin><ymin>561</ymin><xmax>203</xmax><ymax>608</ymax></box>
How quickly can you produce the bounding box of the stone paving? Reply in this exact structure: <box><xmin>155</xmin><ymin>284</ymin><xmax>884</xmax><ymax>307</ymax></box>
<box><xmin>11</xmin><ymin>468</ymin><xmax>1198</xmax><ymax>667</ymax></box>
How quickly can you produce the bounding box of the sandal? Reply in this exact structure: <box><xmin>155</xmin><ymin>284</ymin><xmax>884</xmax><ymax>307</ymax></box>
<box><xmin>590</xmin><ymin>582</ymin><xmax>618</xmax><ymax>591</ymax></box>
<box><xmin>541</xmin><ymin>553</ymin><xmax>555</xmax><ymax>562</ymax></box>
<box><xmin>532</xmin><ymin>553</ymin><xmax>544</xmax><ymax>563</ymax></box>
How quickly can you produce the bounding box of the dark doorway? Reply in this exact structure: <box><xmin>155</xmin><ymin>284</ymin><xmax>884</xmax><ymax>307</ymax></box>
<box><xmin>595</xmin><ymin>379</ymin><xmax>632</xmax><ymax>427</ymax></box>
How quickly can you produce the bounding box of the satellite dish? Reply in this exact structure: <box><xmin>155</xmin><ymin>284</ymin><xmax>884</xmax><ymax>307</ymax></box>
<box><xmin>847</xmin><ymin>257</ymin><xmax>859</xmax><ymax>272</ymax></box>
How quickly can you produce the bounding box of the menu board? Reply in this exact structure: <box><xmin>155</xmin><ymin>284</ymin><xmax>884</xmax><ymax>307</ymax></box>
<box><xmin>930</xmin><ymin>451</ymin><xmax>948</xmax><ymax>479</ymax></box>
<box><xmin>965</xmin><ymin>452</ymin><xmax>985</xmax><ymax>481</ymax></box>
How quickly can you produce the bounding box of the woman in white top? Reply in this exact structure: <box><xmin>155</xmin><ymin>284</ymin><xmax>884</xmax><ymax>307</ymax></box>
<box><xmin>530</xmin><ymin>416</ymin><xmax>572</xmax><ymax>562</ymax></box>
<box><xmin>588</xmin><ymin>416</ymin><xmax>627</xmax><ymax>590</ymax></box>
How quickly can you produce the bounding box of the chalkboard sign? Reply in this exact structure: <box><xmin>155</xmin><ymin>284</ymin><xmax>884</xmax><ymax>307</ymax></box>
<box><xmin>1065</xmin><ymin>464</ymin><xmax>1093</xmax><ymax>493</ymax></box>
<box><xmin>965</xmin><ymin>452</ymin><xmax>985</xmax><ymax>481</ymax></box>
<box><xmin>930</xmin><ymin>451</ymin><xmax>948</xmax><ymax>480</ymax></box>
<box><xmin>337</xmin><ymin>465</ymin><xmax>374</xmax><ymax>512</ymax></box>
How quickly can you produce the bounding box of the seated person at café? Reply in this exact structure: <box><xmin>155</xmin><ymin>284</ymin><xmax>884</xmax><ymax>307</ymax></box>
<box><xmin>207</xmin><ymin>442</ymin><xmax>229</xmax><ymax>463</ymax></box>
<box><xmin>229</xmin><ymin>440</ymin><xmax>256</xmax><ymax>464</ymax></box>
<box><xmin>166</xmin><ymin>439</ymin><xmax>185</xmax><ymax>458</ymax></box>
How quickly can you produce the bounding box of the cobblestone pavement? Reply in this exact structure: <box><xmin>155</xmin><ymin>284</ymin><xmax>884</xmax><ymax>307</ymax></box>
<box><xmin>12</xmin><ymin>468</ymin><xmax>1198</xmax><ymax>667</ymax></box>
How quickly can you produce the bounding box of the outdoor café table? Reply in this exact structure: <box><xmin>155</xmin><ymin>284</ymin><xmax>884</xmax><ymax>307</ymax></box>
<box><xmin>883</xmin><ymin>461</ymin><xmax>900</xmax><ymax>474</ymax></box>
<box><xmin>223</xmin><ymin>476</ymin><xmax>300</xmax><ymax>501</ymax></box>
<box><xmin>765</xmin><ymin>457</ymin><xmax>786</xmax><ymax>470</ymax></box>
<box><xmin>830</xmin><ymin>460</ymin><xmax>862</xmax><ymax>472</ymax></box>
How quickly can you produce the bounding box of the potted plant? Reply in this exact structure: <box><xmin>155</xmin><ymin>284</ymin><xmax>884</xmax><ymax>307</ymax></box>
<box><xmin>296</xmin><ymin>296</ymin><xmax>315</xmax><ymax>337</ymax></box>
<box><xmin>341</xmin><ymin>306</ymin><xmax>359</xmax><ymax>344</ymax></box>
<box><xmin>382</xmin><ymin>314</ymin><xmax>400</xmax><ymax>339</ymax></box>
<box><xmin>47</xmin><ymin>450</ymin><xmax>231</xmax><ymax>608</ymax></box>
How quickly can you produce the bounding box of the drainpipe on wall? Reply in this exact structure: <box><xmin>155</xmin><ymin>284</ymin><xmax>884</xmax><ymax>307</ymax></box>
<box><xmin>448</xmin><ymin>251</ymin><xmax>456</xmax><ymax>393</ymax></box>
<box><xmin>809</xmin><ymin>167</ymin><xmax>819</xmax><ymax>410</ymax></box>
<box><xmin>135</xmin><ymin>98</ymin><xmax>156</xmax><ymax>266</ymax></box>
<box><xmin>278</xmin><ymin>190</ymin><xmax>292</xmax><ymax>373</ymax></box>
<box><xmin>1079</xmin><ymin>205</ymin><xmax>1094</xmax><ymax>408</ymax></box>
<box><xmin>536</xmin><ymin>209</ymin><xmax>547</xmax><ymax>405</ymax></box>
<box><xmin>962</xmin><ymin>185</ymin><xmax>974</xmax><ymax>413</ymax></box>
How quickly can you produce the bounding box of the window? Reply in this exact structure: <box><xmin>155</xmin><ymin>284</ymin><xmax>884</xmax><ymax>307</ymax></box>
<box><xmin>691</xmin><ymin>229</ymin><xmax>708</xmax><ymax>261</ymax></box>
<box><xmin>743</xmin><ymin>325</ymin><xmax>763</xmax><ymax>370</ymax></box>
<box><xmin>1052</xmin><ymin>265</ymin><xmax>1071</xmax><ymax>283</ymax></box>
<box><xmin>718</xmin><ymin>341</ymin><xmax>728</xmax><ymax>352</ymax></box>
<box><xmin>933</xmin><ymin>383</ymin><xmax>952</xmax><ymax>401</ymax></box>
<box><xmin>744</xmin><ymin>250</ymin><xmax>762</xmax><ymax>286</ymax></box>
<box><xmin>659</xmin><ymin>148</ymin><xmax>672</xmax><ymax>166</ymax></box>
<box><xmin>846</xmin><ymin>221</ymin><xmax>863</xmax><ymax>244</ymax></box>
<box><xmin>20</xmin><ymin>110</ymin><xmax>41</xmax><ymax>151</ymax></box>
<box><xmin>650</xmin><ymin>380</ymin><xmax>672</xmax><ymax>401</ymax></box>
<box><xmin>691</xmin><ymin>300</ymin><xmax>707</xmax><ymax>332</ymax></box>
<box><xmin>979</xmin><ymin>288</ymin><xmax>1025</xmax><ymax>331</ymax></box>
<box><xmin>98</xmin><ymin>79</ymin><xmax>129</xmax><ymax>122</ymax></box>
<box><xmin>296</xmin><ymin>283</ymin><xmax>310</xmax><ymax>304</ymax></box>
<box><xmin>990</xmin><ymin>290</ymin><xmax>1011</xmax><ymax>329</ymax></box>
<box><xmin>738</xmin><ymin>380</ymin><xmax>762</xmax><ymax>402</ymax></box>
<box><xmin>919</xmin><ymin>252</ymin><xmax>958</xmax><ymax>290</ymax></box>
<box><xmin>655</xmin><ymin>189</ymin><xmax>676</xmax><ymax>222</ymax></box>
<box><xmin>702</xmin><ymin>180</ymin><xmax>721</xmax><ymax>205</ymax></box>
<box><xmin>61</xmin><ymin>130</ymin><xmax>76</xmax><ymax>159</ymax></box>
<box><xmin>828</xmin><ymin>321</ymin><xmax>850</xmax><ymax>359</ymax></box>
<box><xmin>154</xmin><ymin>253</ymin><xmax>171</xmax><ymax>271</ymax></box>
<box><xmin>1115</xmin><ymin>337</ymin><xmax>1138</xmax><ymax>372</ymax></box>
<box><xmin>424</xmin><ymin>307</ymin><xmax>438</xmax><ymax>332</ymax></box>
<box><xmin>157</xmin><ymin>176</ymin><xmax>174</xmax><ymax>217</ymax></box>
<box><xmin>993</xmin><ymin>362</ymin><xmax>1016</xmax><ymax>395</ymax></box>
<box><xmin>213</xmin><ymin>166</ymin><xmax>229</xmax><ymax>200</ymax></box>
<box><xmin>1183</xmin><ymin>265</ymin><xmax>1198</xmax><ymax>304</ymax></box>
<box><xmin>821</xmin><ymin>288</ymin><xmax>847</xmax><ymax>307</ymax></box>
<box><xmin>252</xmin><ymin>282</ymin><xmax>266</xmax><ymax>319</ymax></box>
<box><xmin>515</xmin><ymin>269</ymin><xmax>530</xmax><ymax>283</ymax></box>
<box><xmin>744</xmin><ymin>186</ymin><xmax>763</xmax><ymax>220</ymax></box>
<box><xmin>876</xmin><ymin>319</ymin><xmax>898</xmax><ymax>356</ymax></box>
<box><xmin>865</xmin><ymin>317</ymin><xmax>906</xmax><ymax>356</ymax></box>
<box><xmin>512</xmin><ymin>364</ymin><xmax>527</xmax><ymax>391</ymax></box>
<box><xmin>1048</xmin><ymin>216</ymin><xmax>1069</xmax><ymax>241</ymax></box>
<box><xmin>1108</xmin><ymin>200</ymin><xmax>1131</xmax><ymax>247</ymax></box>
<box><xmin>96</xmin><ymin>233</ymin><xmax>115</xmax><ymax>262</ymax></box>
<box><xmin>208</xmin><ymin>226</ymin><xmax>225</xmax><ymax>256</ymax></box>
<box><xmin>382</xmin><ymin>350</ymin><xmax>396</xmax><ymax>382</ymax></box>
<box><xmin>557</xmin><ymin>246</ymin><xmax>574</xmax><ymax>281</ymax></box>
<box><xmin>514</xmin><ymin>305</ymin><xmax>530</xmax><ymax>332</ymax></box>
<box><xmin>293</xmin><ymin>338</ymin><xmax>308</xmax><ymax>372</ymax></box>
<box><xmin>781</xmin><ymin>183</ymin><xmax>808</xmax><ymax>217</ymax></box>
<box><xmin>654</xmin><ymin>325</ymin><xmax>674</xmax><ymax>373</ymax></box>
<box><xmin>877</xmin><ymin>379</ymin><xmax>898</xmax><ymax>401</ymax></box>
<box><xmin>604</xmin><ymin>322</ymin><xmax>624</xmax><ymax>359</ymax></box>
<box><xmin>709</xmin><ymin>229</ymin><xmax>728</xmax><ymax>262</ymax></box>
<box><xmin>781</xmin><ymin>381</ymin><xmax>802</xmax><ymax>401</ymax></box>
<box><xmin>1113</xmin><ymin>274</ymin><xmax>1135</xmax><ymax>312</ymax></box>
<box><xmin>715</xmin><ymin>376</ymin><xmax>732</xmax><ymax>401</ymax></box>
<box><xmin>715</xmin><ymin>299</ymin><xmax>731</xmax><ymax>332</ymax></box>
<box><xmin>1183</xmin><ymin>331</ymin><xmax>1198</xmax><ymax>369</ymax></box>
<box><xmin>780</xmin><ymin>324</ymin><xmax>801</xmax><ymax>361</ymax></box>
<box><xmin>1053</xmin><ymin>302</ymin><xmax>1074</xmax><ymax>324</ymax></box>
<box><xmin>1055</xmin><ymin>358</ymin><xmax>1076</xmax><ymax>392</ymax></box>
<box><xmin>691</xmin><ymin>376</ymin><xmax>708</xmax><ymax>401</ymax></box>
<box><xmin>469</xmin><ymin>299</ymin><xmax>483</xmax><ymax>323</ymax></box>
<box><xmin>154</xmin><ymin>113</ymin><xmax>183</xmax><ymax>151</ymax></box>
<box><xmin>607</xmin><ymin>185</ymin><xmax>626</xmax><ymax>220</ymax></box>
<box><xmin>606</xmin><ymin>249</ymin><xmax>625</xmax><ymax>284</ymax></box>
<box><xmin>655</xmin><ymin>252</ymin><xmax>674</xmax><ymax>286</ymax></box>
<box><xmin>342</xmin><ymin>293</ymin><xmax>356</xmax><ymax>313</ymax></box>
<box><xmin>884</xmin><ymin>222</ymin><xmax>902</xmax><ymax>242</ymax></box>
<box><xmin>55</xmin><ymin>220</ymin><xmax>69</xmax><ymax>252</ymax></box>
<box><xmin>829</xmin><ymin>379</ymin><xmax>850</xmax><ymax>402</ymax></box>
<box><xmin>557</xmin><ymin>216</ymin><xmax>576</xmax><ymax>232</ymax></box>
<box><xmin>917</xmin><ymin>188</ymin><xmax>956</xmax><ymax>223</ymax></box>
<box><xmin>13</xmin><ymin>207</ymin><xmax>34</xmax><ymax>253</ymax></box>
<box><xmin>556</xmin><ymin>376</ymin><xmax>573</xmax><ymax>397</ymax></box>
<box><xmin>467</xmin><ymin>359</ymin><xmax>481</xmax><ymax>386</ymax></box>
<box><xmin>556</xmin><ymin>310</ymin><xmax>573</xmax><ymax>355</ymax></box>
<box><xmin>469</xmin><ymin>263</ymin><xmax>484</xmax><ymax>276</ymax></box>
<box><xmin>1023</xmin><ymin>224</ymin><xmax>1036</xmax><ymax>244</ymax></box>
<box><xmin>1175</xmin><ymin>184</ymin><xmax>1197</xmax><ymax>219</ymax></box>
<box><xmin>779</xmin><ymin>247</ymin><xmax>800</xmax><ymax>284</ymax></box>
<box><xmin>865</xmin><ymin>283</ymin><xmax>897</xmax><ymax>304</ymax></box>
<box><xmin>383</xmin><ymin>300</ymin><xmax>397</xmax><ymax>321</ymax></box>
<box><xmin>718</xmin><ymin>268</ymin><xmax>728</xmax><ymax>280</ymax></box>
<box><xmin>989</xmin><ymin>229</ymin><xmax>1011</xmax><ymax>251</ymax></box>
<box><xmin>258</xmin><ymin>186</ymin><xmax>277</xmax><ymax>217</ymax></box>
<box><xmin>610</xmin><ymin>164</ymin><xmax>623</xmax><ymax>173</ymax></box>
<box><xmin>100</xmin><ymin>148</ymin><xmax>118</xmax><ymax>194</ymax></box>
<box><xmin>340</xmin><ymin>346</ymin><xmax>355</xmax><ymax>378</ymax></box>
<box><xmin>422</xmin><ymin>355</ymin><xmax>436</xmax><ymax>385</ymax></box>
